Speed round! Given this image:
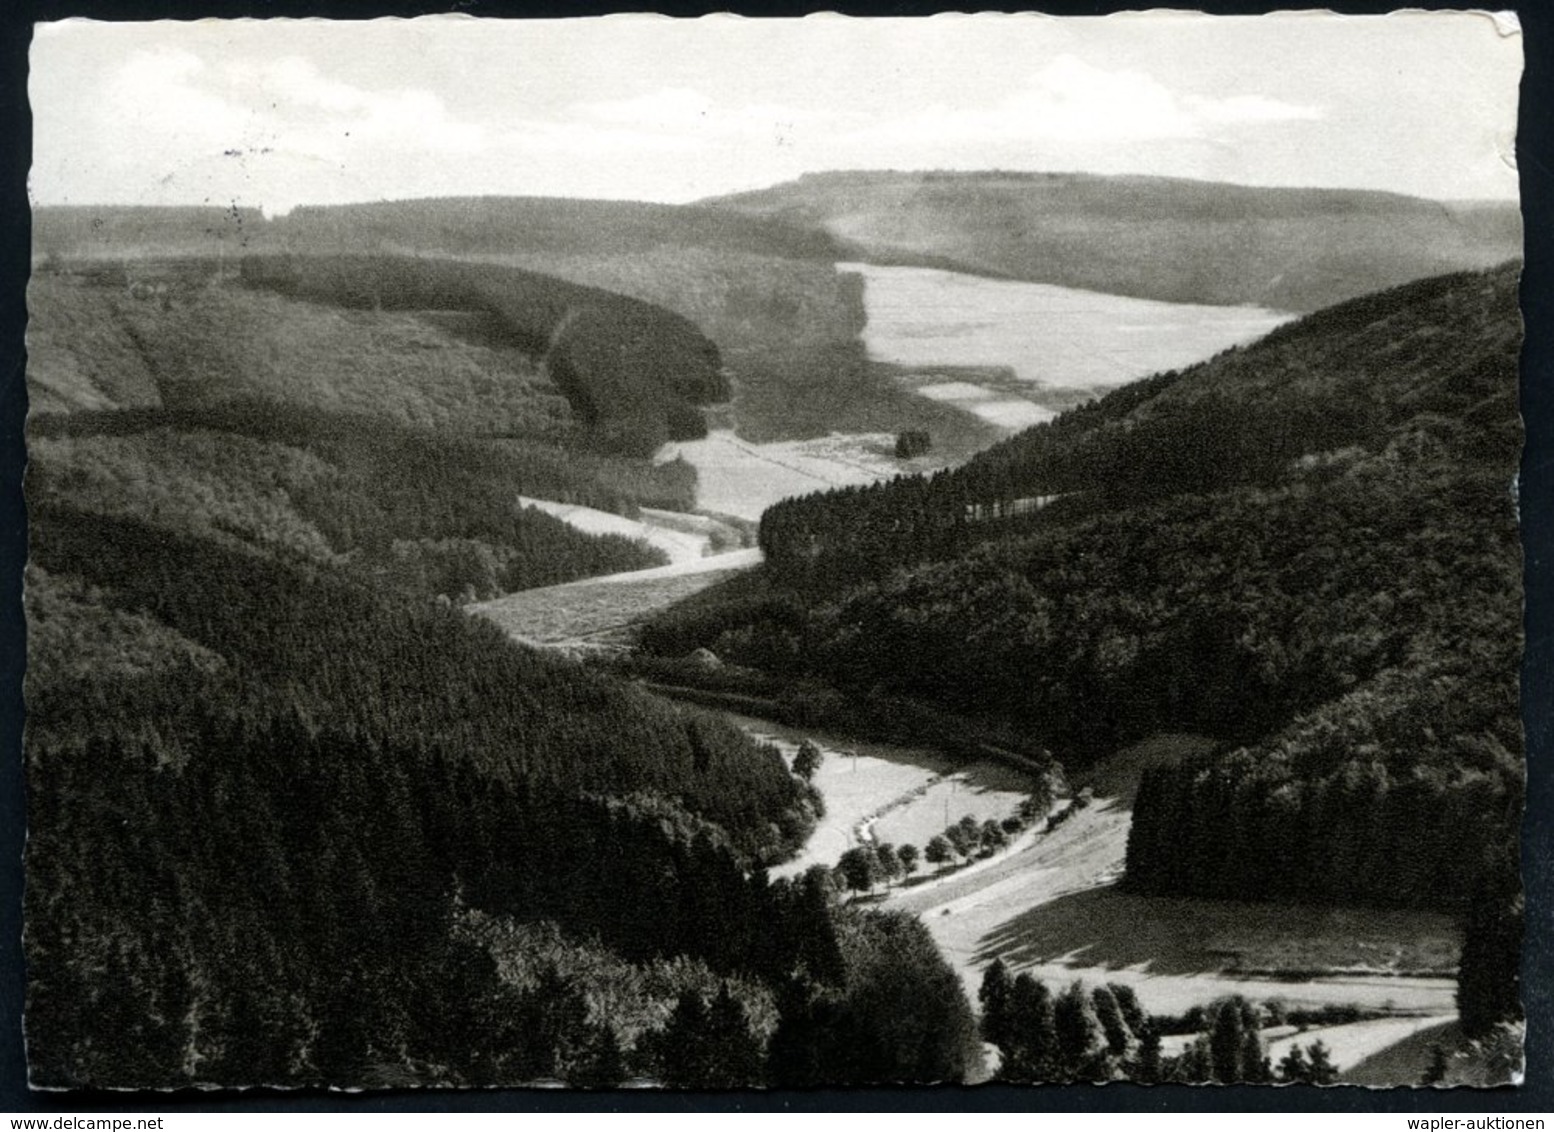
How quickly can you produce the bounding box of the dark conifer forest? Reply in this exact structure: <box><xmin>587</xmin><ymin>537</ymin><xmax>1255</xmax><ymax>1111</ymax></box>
<box><xmin>24</xmin><ymin>259</ymin><xmax>978</xmax><ymax>1088</ymax></box>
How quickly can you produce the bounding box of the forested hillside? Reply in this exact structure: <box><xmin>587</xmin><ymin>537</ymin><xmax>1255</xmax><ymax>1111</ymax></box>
<box><xmin>25</xmin><ymin>256</ymin><xmax>979</xmax><ymax>1087</ymax></box>
<box><xmin>33</xmin><ymin>197</ymin><xmax>876</xmax><ymax>446</ymax></box>
<box><xmin>642</xmin><ymin>264</ymin><xmax>1524</xmax><ymax>924</ymax></box>
<box><xmin>707</xmin><ymin>171</ymin><xmax>1521</xmax><ymax>312</ymax></box>
<box><xmin>27</xmin><ymin>268</ymin><xmax>693</xmax><ymax>602</ymax></box>
<box><xmin>271</xmin><ymin>197</ymin><xmax>874</xmax><ymax>443</ymax></box>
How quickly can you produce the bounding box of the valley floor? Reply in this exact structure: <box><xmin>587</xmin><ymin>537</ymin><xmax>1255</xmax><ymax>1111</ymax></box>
<box><xmin>470</xmin><ymin>542</ymin><xmax>1463</xmax><ymax>1083</ymax></box>
<box><xmin>717</xmin><ymin>713</ymin><xmax>1033</xmax><ymax>882</ymax></box>
<box><xmin>869</xmin><ymin>734</ymin><xmax>1458</xmax><ymax>1079</ymax></box>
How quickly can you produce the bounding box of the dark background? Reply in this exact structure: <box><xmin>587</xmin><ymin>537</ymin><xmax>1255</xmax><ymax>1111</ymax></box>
<box><xmin>0</xmin><ymin>0</ymin><xmax>1547</xmax><ymax>1113</ymax></box>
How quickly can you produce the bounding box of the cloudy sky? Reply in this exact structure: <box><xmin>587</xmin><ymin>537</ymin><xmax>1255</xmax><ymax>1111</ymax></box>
<box><xmin>30</xmin><ymin>13</ymin><xmax>1522</xmax><ymax>214</ymax></box>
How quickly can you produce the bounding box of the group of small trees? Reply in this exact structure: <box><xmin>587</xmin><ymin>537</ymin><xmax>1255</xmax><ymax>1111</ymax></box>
<box><xmin>979</xmin><ymin>963</ymin><xmax>1148</xmax><ymax>1083</ymax></box>
<box><xmin>653</xmin><ymin>985</ymin><xmax>765</xmax><ymax>1089</ymax></box>
<box><xmin>978</xmin><ymin>963</ymin><xmax>1341</xmax><ymax>1086</ymax></box>
<box><xmin>830</xmin><ymin>789</ymin><xmax>1059</xmax><ymax>899</ymax></box>
<box><xmin>834</xmin><ymin>803</ymin><xmax>1041</xmax><ymax>898</ymax></box>
<box><xmin>926</xmin><ymin>811</ymin><xmax>1029</xmax><ymax>871</ymax></box>
<box><xmin>836</xmin><ymin>841</ymin><xmax>919</xmax><ymax>896</ymax></box>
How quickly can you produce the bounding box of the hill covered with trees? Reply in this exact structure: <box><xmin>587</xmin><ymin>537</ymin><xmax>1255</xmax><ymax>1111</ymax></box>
<box><xmin>32</xmin><ymin>197</ymin><xmax>878</xmax><ymax>445</ymax></box>
<box><xmin>706</xmin><ymin>170</ymin><xmax>1521</xmax><ymax>312</ymax></box>
<box><xmin>641</xmin><ymin>264</ymin><xmax>1524</xmax><ymax>938</ymax></box>
<box><xmin>25</xmin><ymin>258</ymin><xmax>980</xmax><ymax>1088</ymax></box>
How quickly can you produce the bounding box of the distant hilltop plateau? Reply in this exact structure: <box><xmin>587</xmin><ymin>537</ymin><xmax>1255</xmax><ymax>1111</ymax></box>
<box><xmin>702</xmin><ymin>169</ymin><xmax>1522</xmax><ymax>312</ymax></box>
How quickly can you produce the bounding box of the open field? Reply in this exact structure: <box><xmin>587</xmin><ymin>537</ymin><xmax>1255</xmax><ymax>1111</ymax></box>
<box><xmin>870</xmin><ymin>761</ymin><xmax>1032</xmax><ymax>848</ymax></box>
<box><xmin>658</xmin><ymin>428</ymin><xmax>939</xmax><ymax>522</ymax></box>
<box><xmin>1338</xmin><ymin>1020</ymin><xmax>1473</xmax><ymax>1086</ymax></box>
<box><xmin>879</xmin><ymin>732</ymin><xmax>1460</xmax><ymax>1063</ymax></box>
<box><xmin>1266</xmin><ymin>1015</ymin><xmax>1458</xmax><ymax>1076</ymax></box>
<box><xmin>844</xmin><ymin>262</ymin><xmax>1291</xmax><ymax>424</ymax></box>
<box><xmin>750</xmin><ymin>729</ymin><xmax>940</xmax><ymax>880</ymax></box>
<box><xmin>516</xmin><ymin>497</ymin><xmax>734</xmax><ymax>565</ymax></box>
<box><xmin>470</xmin><ymin>549</ymin><xmax>761</xmax><ymax>648</ymax></box>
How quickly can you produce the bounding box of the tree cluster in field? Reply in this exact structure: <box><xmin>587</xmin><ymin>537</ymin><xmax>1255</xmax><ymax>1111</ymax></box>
<box><xmin>895</xmin><ymin>429</ymin><xmax>932</xmax><ymax>459</ymax></box>
<box><xmin>240</xmin><ymin>253</ymin><xmax>726</xmax><ymax>457</ymax></box>
<box><xmin>977</xmin><ymin>963</ymin><xmax>1338</xmax><ymax>1086</ymax></box>
<box><xmin>643</xmin><ymin>265</ymin><xmax>1523</xmax><ymax>922</ymax></box>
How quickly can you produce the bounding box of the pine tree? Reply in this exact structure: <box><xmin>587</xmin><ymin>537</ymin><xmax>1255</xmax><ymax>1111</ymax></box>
<box><xmin>1091</xmin><ymin>984</ymin><xmax>1134</xmax><ymax>1057</ymax></box>
<box><xmin>1457</xmin><ymin>840</ymin><xmax>1523</xmax><ymax>1038</ymax></box>
<box><xmin>705</xmin><ymin>984</ymin><xmax>764</xmax><ymax>1088</ymax></box>
<box><xmin>658</xmin><ymin>990</ymin><xmax>712</xmax><ymax>1088</ymax></box>
<box><xmin>1003</xmin><ymin>973</ymin><xmax>1059</xmax><ymax>1083</ymax></box>
<box><xmin>568</xmin><ymin>1024</ymin><xmax>627</xmax><ymax>1089</ymax></box>
<box><xmin>766</xmin><ymin>975</ymin><xmax>830</xmax><ymax>1089</ymax></box>
<box><xmin>978</xmin><ymin>960</ymin><xmax>1013</xmax><ymax>1050</ymax></box>
<box><xmin>1305</xmin><ymin>1040</ymin><xmax>1338</xmax><ymax>1085</ymax></box>
<box><xmin>1278</xmin><ymin>1041</ymin><xmax>1312</xmax><ymax>1084</ymax></box>
<box><xmin>1053</xmin><ymin>980</ymin><xmax>1103</xmax><ymax>1081</ymax></box>
<box><xmin>1109</xmin><ymin>983</ymin><xmax>1148</xmax><ymax>1037</ymax></box>
<box><xmin>1422</xmin><ymin>1043</ymin><xmax>1449</xmax><ymax>1086</ymax></box>
<box><xmin>1132</xmin><ymin>1027</ymin><xmax>1163</xmax><ymax>1084</ymax></box>
<box><xmin>1208</xmin><ymin>998</ymin><xmax>1245</xmax><ymax>1084</ymax></box>
<box><xmin>793</xmin><ymin>739</ymin><xmax>823</xmax><ymax>782</ymax></box>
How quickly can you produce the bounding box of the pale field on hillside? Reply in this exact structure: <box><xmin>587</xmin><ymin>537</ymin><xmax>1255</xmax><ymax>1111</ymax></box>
<box><xmin>517</xmin><ymin>496</ymin><xmax>710</xmax><ymax>564</ymax></box>
<box><xmin>844</xmin><ymin>262</ymin><xmax>1291</xmax><ymax>401</ymax></box>
<box><xmin>870</xmin><ymin>762</ymin><xmax>1032</xmax><ymax>848</ymax></box>
<box><xmin>469</xmin><ymin>549</ymin><xmax>760</xmax><ymax>647</ymax></box>
<box><xmin>658</xmin><ymin>429</ymin><xmax>927</xmax><ymax>522</ymax></box>
<box><xmin>662</xmin><ymin>264</ymin><xmax>1292</xmax><ymax>520</ymax></box>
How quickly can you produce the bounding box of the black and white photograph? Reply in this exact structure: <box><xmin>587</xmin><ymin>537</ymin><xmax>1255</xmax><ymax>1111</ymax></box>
<box><xmin>18</xmin><ymin>9</ymin><xmax>1530</xmax><ymax>1094</ymax></box>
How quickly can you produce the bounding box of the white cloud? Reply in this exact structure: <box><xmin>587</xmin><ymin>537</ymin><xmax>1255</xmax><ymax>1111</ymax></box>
<box><xmin>575</xmin><ymin>87</ymin><xmax>828</xmax><ymax>143</ymax></box>
<box><xmin>106</xmin><ymin>49</ymin><xmax>251</xmax><ymax>147</ymax></box>
<box><xmin>852</xmin><ymin>56</ymin><xmax>1321</xmax><ymax>149</ymax></box>
<box><xmin>582</xmin><ymin>87</ymin><xmax>715</xmax><ymax>130</ymax></box>
<box><xmin>105</xmin><ymin>49</ymin><xmax>488</xmax><ymax>167</ymax></box>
